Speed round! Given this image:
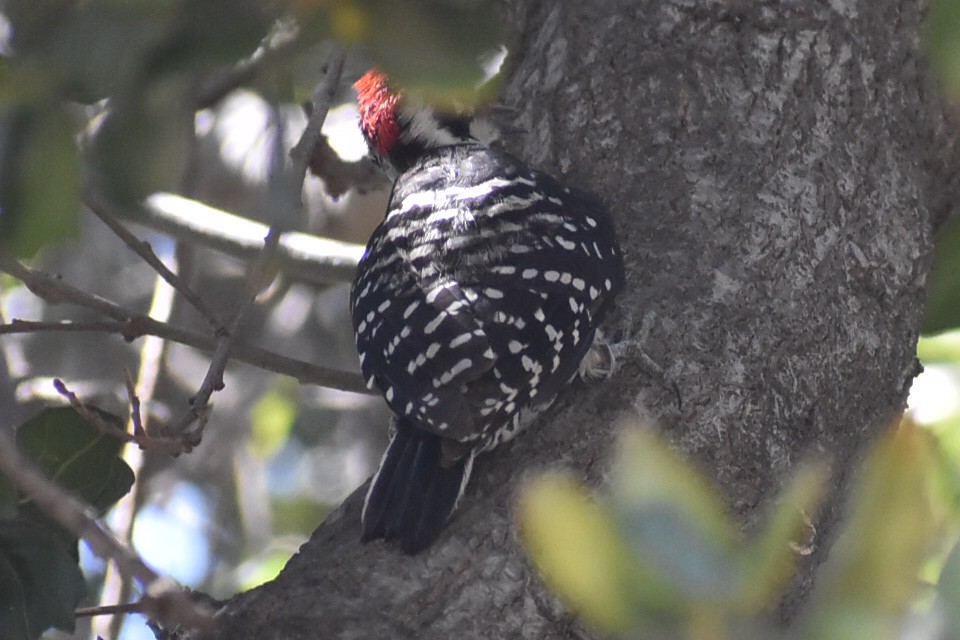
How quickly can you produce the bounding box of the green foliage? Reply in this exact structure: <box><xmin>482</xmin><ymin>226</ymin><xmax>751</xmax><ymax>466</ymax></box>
<box><xmin>330</xmin><ymin>0</ymin><xmax>503</xmax><ymax>105</ymax></box>
<box><xmin>927</xmin><ymin>0</ymin><xmax>960</xmax><ymax>102</ymax></box>
<box><xmin>520</xmin><ymin>421</ymin><xmax>952</xmax><ymax>639</ymax></box>
<box><xmin>15</xmin><ymin>407</ymin><xmax>135</xmax><ymax>515</ymax></box>
<box><xmin>250</xmin><ymin>384</ymin><xmax>298</xmax><ymax>460</ymax></box>
<box><xmin>0</xmin><ymin>407</ymin><xmax>135</xmax><ymax>640</ymax></box>
<box><xmin>0</xmin><ymin>107</ymin><xmax>80</xmax><ymax>259</ymax></box>
<box><xmin>0</xmin><ymin>519</ymin><xmax>87</xmax><ymax>640</ymax></box>
<box><xmin>924</xmin><ymin>214</ymin><xmax>960</xmax><ymax>335</ymax></box>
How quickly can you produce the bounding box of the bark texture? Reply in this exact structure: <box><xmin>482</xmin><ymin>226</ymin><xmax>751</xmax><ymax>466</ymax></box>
<box><xmin>190</xmin><ymin>1</ymin><xmax>959</xmax><ymax>638</ymax></box>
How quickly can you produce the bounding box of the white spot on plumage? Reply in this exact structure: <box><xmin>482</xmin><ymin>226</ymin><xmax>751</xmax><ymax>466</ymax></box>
<box><xmin>450</xmin><ymin>332</ymin><xmax>473</xmax><ymax>348</ymax></box>
<box><xmin>522</xmin><ymin>268</ymin><xmax>538</xmax><ymax>279</ymax></box>
<box><xmin>484</xmin><ymin>287</ymin><xmax>504</xmax><ymax>299</ymax></box>
<box><xmin>378</xmin><ymin>300</ymin><xmax>391</xmax><ymax>312</ymax></box>
<box><xmin>403</xmin><ymin>300</ymin><xmax>420</xmax><ymax>319</ymax></box>
<box><xmin>508</xmin><ymin>340</ymin><xmax>523</xmax><ymax>354</ymax></box>
<box><xmin>424</xmin><ymin>312</ymin><xmax>447</xmax><ymax>335</ymax></box>
<box><xmin>545</xmin><ymin>324</ymin><xmax>559</xmax><ymax>341</ymax></box>
<box><xmin>544</xmin><ymin>270</ymin><xmax>560</xmax><ymax>282</ymax></box>
<box><xmin>449</xmin><ymin>358</ymin><xmax>473</xmax><ymax>377</ymax></box>
<box><xmin>426</xmin><ymin>342</ymin><xmax>441</xmax><ymax>359</ymax></box>
<box><xmin>560</xmin><ymin>272</ymin><xmax>572</xmax><ymax>284</ymax></box>
<box><xmin>556</xmin><ymin>236</ymin><xmax>576</xmax><ymax>250</ymax></box>
<box><xmin>572</xmin><ymin>278</ymin><xmax>586</xmax><ymax>291</ymax></box>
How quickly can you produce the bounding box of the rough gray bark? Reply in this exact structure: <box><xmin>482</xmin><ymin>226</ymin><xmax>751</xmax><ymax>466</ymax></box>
<box><xmin>193</xmin><ymin>1</ymin><xmax>957</xmax><ymax>638</ymax></box>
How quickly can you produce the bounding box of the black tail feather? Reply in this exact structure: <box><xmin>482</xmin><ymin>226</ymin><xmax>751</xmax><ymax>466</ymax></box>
<box><xmin>361</xmin><ymin>420</ymin><xmax>470</xmax><ymax>554</ymax></box>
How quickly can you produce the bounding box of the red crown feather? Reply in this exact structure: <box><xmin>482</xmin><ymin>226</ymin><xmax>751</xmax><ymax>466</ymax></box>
<box><xmin>354</xmin><ymin>69</ymin><xmax>401</xmax><ymax>158</ymax></box>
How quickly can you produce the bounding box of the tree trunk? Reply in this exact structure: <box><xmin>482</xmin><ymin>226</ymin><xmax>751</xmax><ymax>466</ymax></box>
<box><xmin>189</xmin><ymin>1</ymin><xmax>957</xmax><ymax>638</ymax></box>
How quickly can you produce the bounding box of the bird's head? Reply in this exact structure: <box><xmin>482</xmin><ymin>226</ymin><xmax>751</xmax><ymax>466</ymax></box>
<box><xmin>354</xmin><ymin>69</ymin><xmax>477</xmax><ymax>173</ymax></box>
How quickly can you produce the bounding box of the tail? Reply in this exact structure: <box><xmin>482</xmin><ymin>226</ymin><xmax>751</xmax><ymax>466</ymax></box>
<box><xmin>361</xmin><ymin>419</ymin><xmax>474</xmax><ymax>554</ymax></box>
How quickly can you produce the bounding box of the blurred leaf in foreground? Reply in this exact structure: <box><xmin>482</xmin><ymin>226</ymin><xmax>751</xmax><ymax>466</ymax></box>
<box><xmin>800</xmin><ymin>418</ymin><xmax>949</xmax><ymax>639</ymax></box>
<box><xmin>0</xmin><ymin>519</ymin><xmax>87</xmax><ymax>640</ymax></box>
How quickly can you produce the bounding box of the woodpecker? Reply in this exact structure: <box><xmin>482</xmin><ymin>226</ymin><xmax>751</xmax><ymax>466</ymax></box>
<box><xmin>351</xmin><ymin>69</ymin><xmax>625</xmax><ymax>553</ymax></box>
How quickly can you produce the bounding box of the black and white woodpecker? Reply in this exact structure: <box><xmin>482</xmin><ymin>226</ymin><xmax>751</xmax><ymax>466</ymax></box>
<box><xmin>350</xmin><ymin>69</ymin><xmax>625</xmax><ymax>553</ymax></box>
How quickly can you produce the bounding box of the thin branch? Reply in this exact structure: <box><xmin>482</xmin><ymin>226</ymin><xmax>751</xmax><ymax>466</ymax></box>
<box><xmin>0</xmin><ymin>428</ymin><xmax>216</xmax><ymax>632</ymax></box>
<box><xmin>53</xmin><ymin>378</ymin><xmax>187</xmax><ymax>455</ymax></box>
<box><xmin>52</xmin><ymin>378</ymin><xmax>134</xmax><ymax>443</ymax></box>
<box><xmin>76</xmin><ymin>602</ymin><xmax>146</xmax><ymax>618</ymax></box>
<box><xmin>0</xmin><ymin>313</ymin><xmax>370</xmax><ymax>396</ymax></box>
<box><xmin>290</xmin><ymin>45</ymin><xmax>348</xmax><ymax>195</ymax></box>
<box><xmin>97</xmin><ymin>249</ymin><xmax>180</xmax><ymax>640</ymax></box>
<box><xmin>123</xmin><ymin>368</ymin><xmax>146</xmax><ymax>438</ymax></box>
<box><xmin>83</xmin><ymin>191</ymin><xmax>223</xmax><ymax>331</ymax></box>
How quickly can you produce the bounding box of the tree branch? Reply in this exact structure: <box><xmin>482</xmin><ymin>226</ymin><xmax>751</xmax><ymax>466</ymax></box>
<box><xmin>0</xmin><ymin>304</ymin><xmax>370</xmax><ymax>395</ymax></box>
<box><xmin>137</xmin><ymin>192</ymin><xmax>364</xmax><ymax>285</ymax></box>
<box><xmin>83</xmin><ymin>191</ymin><xmax>224</xmax><ymax>331</ymax></box>
<box><xmin>0</xmin><ymin>428</ymin><xmax>216</xmax><ymax>632</ymax></box>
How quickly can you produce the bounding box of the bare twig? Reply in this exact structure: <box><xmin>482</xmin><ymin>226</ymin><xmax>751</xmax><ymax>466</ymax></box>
<box><xmin>76</xmin><ymin>602</ymin><xmax>146</xmax><ymax>618</ymax></box>
<box><xmin>83</xmin><ymin>191</ymin><xmax>223</xmax><ymax>330</ymax></box>
<box><xmin>52</xmin><ymin>378</ymin><xmax>134</xmax><ymax>443</ymax></box>
<box><xmin>0</xmin><ymin>310</ymin><xmax>369</xmax><ymax>395</ymax></box>
<box><xmin>122</xmin><ymin>368</ymin><xmax>145</xmax><ymax>438</ymax></box>
<box><xmin>53</xmin><ymin>378</ymin><xmax>188</xmax><ymax>455</ymax></box>
<box><xmin>0</xmin><ymin>429</ymin><xmax>216</xmax><ymax>632</ymax></box>
<box><xmin>97</xmin><ymin>269</ymin><xmax>179</xmax><ymax>640</ymax></box>
<box><xmin>165</xmin><ymin>48</ymin><xmax>352</xmax><ymax>443</ymax></box>
<box><xmin>290</xmin><ymin>45</ymin><xmax>348</xmax><ymax>195</ymax></box>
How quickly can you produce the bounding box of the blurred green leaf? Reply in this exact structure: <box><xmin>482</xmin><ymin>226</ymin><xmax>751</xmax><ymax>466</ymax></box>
<box><xmin>0</xmin><ymin>107</ymin><xmax>80</xmax><ymax>259</ymax></box>
<box><xmin>272</xmin><ymin>497</ymin><xmax>330</xmax><ymax>536</ymax></box>
<box><xmin>237</xmin><ymin>549</ymin><xmax>294</xmax><ymax>591</ymax></box>
<box><xmin>736</xmin><ymin>462</ymin><xmax>826</xmax><ymax>612</ymax></box>
<box><xmin>250</xmin><ymin>386</ymin><xmax>298</xmax><ymax>460</ymax></box>
<box><xmin>4</xmin><ymin>0</ymin><xmax>271</xmax><ymax>104</ymax></box>
<box><xmin>917</xmin><ymin>331</ymin><xmax>960</xmax><ymax>363</ymax></box>
<box><xmin>16</xmin><ymin>406</ymin><xmax>134</xmax><ymax>514</ymax></box>
<box><xmin>0</xmin><ymin>518</ymin><xmax>86</xmax><ymax>640</ymax></box>
<box><xmin>804</xmin><ymin>420</ymin><xmax>946</xmax><ymax>630</ymax></box>
<box><xmin>299</xmin><ymin>0</ymin><xmax>503</xmax><ymax>107</ymax></box>
<box><xmin>519</xmin><ymin>473</ymin><xmax>659</xmax><ymax>635</ymax></box>
<box><xmin>88</xmin><ymin>89</ymin><xmax>192</xmax><ymax>207</ymax></box>
<box><xmin>923</xmin><ymin>215</ymin><xmax>960</xmax><ymax>335</ymax></box>
<box><xmin>935</xmin><ymin>540</ymin><xmax>960</xmax><ymax>640</ymax></box>
<box><xmin>927</xmin><ymin>0</ymin><xmax>960</xmax><ymax>101</ymax></box>
<box><xmin>612</xmin><ymin>429</ymin><xmax>742</xmax><ymax>602</ymax></box>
